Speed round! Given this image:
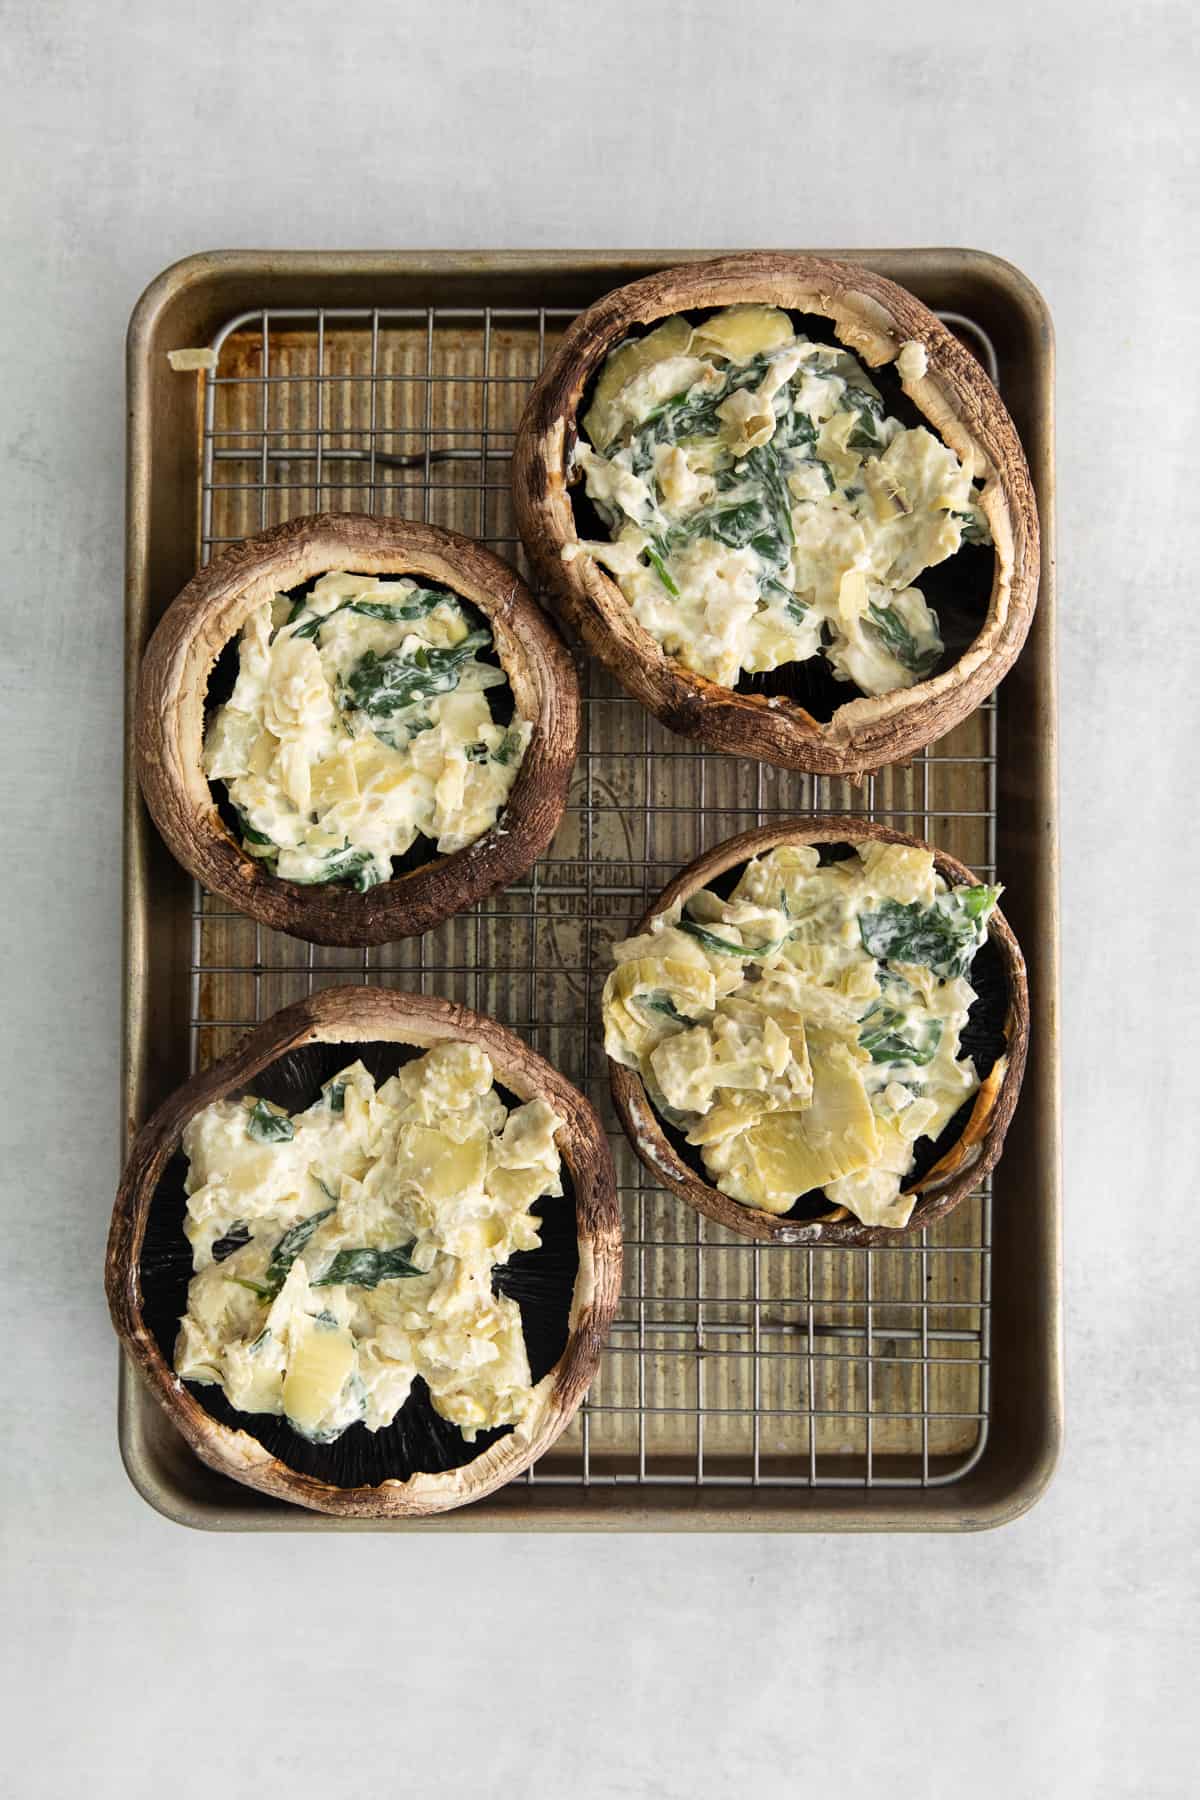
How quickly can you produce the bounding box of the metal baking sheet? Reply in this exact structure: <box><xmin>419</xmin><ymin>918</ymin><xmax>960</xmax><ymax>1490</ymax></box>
<box><xmin>120</xmin><ymin>250</ymin><xmax>1060</xmax><ymax>1530</ymax></box>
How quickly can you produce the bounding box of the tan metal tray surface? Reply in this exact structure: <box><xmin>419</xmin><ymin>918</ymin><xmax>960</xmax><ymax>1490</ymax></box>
<box><xmin>122</xmin><ymin>251</ymin><xmax>1060</xmax><ymax>1530</ymax></box>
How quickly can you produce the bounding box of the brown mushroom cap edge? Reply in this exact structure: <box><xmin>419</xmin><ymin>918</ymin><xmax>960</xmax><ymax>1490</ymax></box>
<box><xmin>136</xmin><ymin>512</ymin><xmax>581</xmax><ymax>947</ymax></box>
<box><xmin>607</xmin><ymin>816</ymin><xmax>1029</xmax><ymax>1247</ymax></box>
<box><xmin>513</xmin><ymin>252</ymin><xmax>1039</xmax><ymax>777</ymax></box>
<box><xmin>106</xmin><ymin>986</ymin><xmax>622</xmax><ymax>1517</ymax></box>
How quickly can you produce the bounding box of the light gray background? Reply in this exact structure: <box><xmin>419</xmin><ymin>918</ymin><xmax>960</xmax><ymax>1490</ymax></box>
<box><xmin>3</xmin><ymin>1</ymin><xmax>1196</xmax><ymax>1794</ymax></box>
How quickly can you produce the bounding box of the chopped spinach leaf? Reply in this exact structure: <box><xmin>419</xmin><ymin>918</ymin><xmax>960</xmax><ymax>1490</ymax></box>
<box><xmin>641</xmin><ymin>385</ymin><xmax>703</xmax><ymax>428</ymax></box>
<box><xmin>279</xmin><ymin>585</ymin><xmax>457</xmax><ymax>643</ymax></box>
<box><xmin>237</xmin><ymin>1205</ymin><xmax>340</xmax><ymax>1302</ymax></box>
<box><xmin>645</xmin><ymin>547</ymin><xmax>680</xmax><ymax>596</ymax></box>
<box><xmin>323</xmin><ymin>1078</ymin><xmax>346</xmax><ymax>1113</ymax></box>
<box><xmin>288</xmin><ymin>844</ymin><xmax>384</xmax><ymax>892</ymax></box>
<box><xmin>271</xmin><ymin>1208</ymin><xmax>336</xmax><ymax>1269</ymax></box>
<box><xmin>234</xmin><ymin>808</ymin><xmax>276</xmax><ymax>851</ymax></box>
<box><xmin>227</xmin><ymin>1277</ymin><xmax>277</xmax><ymax>1300</ymax></box>
<box><xmin>705</xmin><ymin>499</ymin><xmax>772</xmax><ymax>547</ymax></box>
<box><xmin>859</xmin><ymin>886</ymin><xmax>1000</xmax><ymax>979</ymax></box>
<box><xmin>959</xmin><ymin>883</ymin><xmax>1000</xmax><ymax>921</ymax></box>
<box><xmin>776</xmin><ymin>406</ymin><xmax>818</xmax><ymax>454</ymax></box>
<box><xmin>344</xmin><ymin>629</ymin><xmax>492</xmax><ymax>721</ymax></box>
<box><xmin>246</xmin><ymin>1099</ymin><xmax>295</xmax><ymax>1144</ymax></box>
<box><xmin>950</xmin><ymin>508</ymin><xmax>990</xmax><ymax>546</ymax></box>
<box><xmin>738</xmin><ymin>443</ymin><xmax>796</xmax><ymax>548</ymax></box>
<box><xmin>492</xmin><ymin>727</ymin><xmax>523</xmax><ymax>766</ymax></box>
<box><xmin>370</xmin><ymin>712</ymin><xmax>434</xmax><ymax>748</ymax></box>
<box><xmin>637</xmin><ymin>992</ymin><xmax>692</xmax><ymax>1027</ymax></box>
<box><xmin>346</xmin><ymin>588</ymin><xmax>453</xmax><ymax>621</ymax></box>
<box><xmin>663</xmin><ymin>494</ymin><xmax>790</xmax><ymax>576</ymax></box>
<box><xmin>760</xmin><ymin>577</ymin><xmax>810</xmax><ymax>630</ymax></box>
<box><xmin>723</xmin><ymin>351</ymin><xmax>776</xmax><ymax>392</ymax></box>
<box><xmin>866</xmin><ymin>602</ymin><xmax>942</xmax><ymax>678</ymax></box>
<box><xmin>222</xmin><ymin>1206</ymin><xmax>338</xmax><ymax>1303</ymax></box>
<box><xmin>663</xmin><ymin>391</ymin><xmax>725</xmax><ymax>442</ymax></box>
<box><xmin>212</xmin><ymin>1223</ymin><xmax>251</xmax><ymax>1263</ymax></box>
<box><xmin>626</xmin><ymin>366</ymin><xmax>734</xmax><ymax>471</ymax></box>
<box><xmin>467</xmin><ymin>725</ymin><xmax>523</xmax><ymax>766</ymax></box>
<box><xmin>858</xmin><ymin>1006</ymin><xmax>943</xmax><ymax>1067</ymax></box>
<box><xmin>680</xmin><ymin>919</ymin><xmax>784</xmax><ymax>959</ymax></box>
<box><xmin>312</xmin><ymin>1244</ymin><xmax>422</xmax><ymax>1289</ymax></box>
<box><xmin>844</xmin><ymin>384</ymin><xmax>887</xmax><ymax>450</ymax></box>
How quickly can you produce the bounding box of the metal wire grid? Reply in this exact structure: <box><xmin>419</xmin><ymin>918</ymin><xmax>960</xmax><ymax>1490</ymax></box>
<box><xmin>191</xmin><ymin>299</ymin><xmax>1000</xmax><ymax>1491</ymax></box>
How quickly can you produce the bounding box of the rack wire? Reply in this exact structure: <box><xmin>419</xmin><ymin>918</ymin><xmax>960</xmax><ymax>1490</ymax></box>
<box><xmin>193</xmin><ymin>300</ymin><xmax>1000</xmax><ymax>1490</ymax></box>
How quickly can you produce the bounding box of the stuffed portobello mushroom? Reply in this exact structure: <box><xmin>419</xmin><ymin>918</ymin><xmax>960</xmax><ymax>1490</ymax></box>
<box><xmin>107</xmin><ymin>987</ymin><xmax>621</xmax><ymax>1517</ymax></box>
<box><xmin>604</xmin><ymin>819</ymin><xmax>1027</xmax><ymax>1245</ymax></box>
<box><xmin>514</xmin><ymin>254</ymin><xmax>1038</xmax><ymax>777</ymax></box>
<box><xmin>137</xmin><ymin>513</ymin><xmax>580</xmax><ymax>946</ymax></box>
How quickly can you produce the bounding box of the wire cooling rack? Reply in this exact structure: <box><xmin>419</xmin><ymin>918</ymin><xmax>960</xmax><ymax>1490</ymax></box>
<box><xmin>191</xmin><ymin>301</ymin><xmax>1000</xmax><ymax>1490</ymax></box>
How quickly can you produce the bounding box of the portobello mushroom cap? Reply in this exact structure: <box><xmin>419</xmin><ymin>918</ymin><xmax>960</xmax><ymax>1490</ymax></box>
<box><xmin>513</xmin><ymin>253</ymin><xmax>1039</xmax><ymax>777</ymax></box>
<box><xmin>136</xmin><ymin>513</ymin><xmax>580</xmax><ymax>946</ymax></box>
<box><xmin>607</xmin><ymin>817</ymin><xmax>1028</xmax><ymax>1246</ymax></box>
<box><xmin>107</xmin><ymin>986</ymin><xmax>621</xmax><ymax>1517</ymax></box>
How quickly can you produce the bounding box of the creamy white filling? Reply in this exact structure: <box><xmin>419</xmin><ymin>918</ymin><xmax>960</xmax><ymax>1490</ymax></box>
<box><xmin>174</xmin><ymin>1042</ymin><xmax>566</xmax><ymax>1443</ymax></box>
<box><xmin>204</xmin><ymin>571</ymin><xmax>532</xmax><ymax>888</ymax></box>
<box><xmin>574</xmin><ymin>308</ymin><xmax>988</xmax><ymax>696</ymax></box>
<box><xmin>602</xmin><ymin>842</ymin><xmax>999</xmax><ymax>1228</ymax></box>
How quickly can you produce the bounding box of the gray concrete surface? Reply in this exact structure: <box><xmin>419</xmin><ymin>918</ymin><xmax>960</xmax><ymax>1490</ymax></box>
<box><xmin>2</xmin><ymin>2</ymin><xmax>1196</xmax><ymax>1795</ymax></box>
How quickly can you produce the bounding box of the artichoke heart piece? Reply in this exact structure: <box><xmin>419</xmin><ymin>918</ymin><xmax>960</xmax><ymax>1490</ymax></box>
<box><xmin>718</xmin><ymin>1029</ymin><xmax>880</xmax><ymax>1214</ymax></box>
<box><xmin>219</xmin><ymin>1338</ymin><xmax>286</xmax><ymax>1416</ymax></box>
<box><xmin>648</xmin><ymin>1023</ymin><xmax>718</xmax><ymax>1112</ymax></box>
<box><xmin>602</xmin><ymin>955</ymin><xmax>717</xmax><ymax>1063</ymax></box>
<box><xmin>392</xmin><ymin>1125</ymin><xmax>488</xmax><ymax>1206</ymax></box>
<box><xmin>351</xmin><ymin>739</ymin><xmax>418</xmax><ymax>796</ymax></box>
<box><xmin>825</xmin><ymin>1117</ymin><xmax>917</xmax><ymax>1230</ymax></box>
<box><xmin>486</xmin><ymin>1164</ymin><xmax>552</xmax><ymax>1215</ymax></box>
<box><xmin>686</xmin><ymin>1095</ymin><xmax>774</xmax><ymax>1148</ymax></box>
<box><xmin>612</xmin><ymin>923</ymin><xmax>744</xmax><ymax>992</ymax></box>
<box><xmin>309</xmin><ymin>750</ymin><xmax>360</xmax><ymax>809</ymax></box>
<box><xmin>583</xmin><ymin>316</ymin><xmax>694</xmax><ymax>451</ymax></box>
<box><xmin>731</xmin><ymin>844</ymin><xmax>821</xmax><ymax>909</ymax></box>
<box><xmin>281</xmin><ymin>1318</ymin><xmax>356</xmax><ymax>1437</ymax></box>
<box><xmin>765</xmin><ymin>1006</ymin><xmax>813</xmax><ymax>1104</ymax></box>
<box><xmin>691</xmin><ymin>304</ymin><xmax>795</xmax><ymax>362</ymax></box>
<box><xmin>857</xmin><ymin>840</ymin><xmax>938</xmax><ymax>906</ymax></box>
<box><xmin>649</xmin><ymin>1001</ymin><xmax>810</xmax><ymax>1116</ymax></box>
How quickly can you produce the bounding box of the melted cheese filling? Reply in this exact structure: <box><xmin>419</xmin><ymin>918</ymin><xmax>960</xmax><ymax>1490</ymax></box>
<box><xmin>204</xmin><ymin>572</ymin><xmax>532</xmax><ymax>889</ymax></box>
<box><xmin>567</xmin><ymin>306</ymin><xmax>990</xmax><ymax>695</ymax></box>
<box><xmin>603</xmin><ymin>844</ymin><xmax>1000</xmax><ymax>1228</ymax></box>
<box><xmin>174</xmin><ymin>1042</ymin><xmax>565</xmax><ymax>1443</ymax></box>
